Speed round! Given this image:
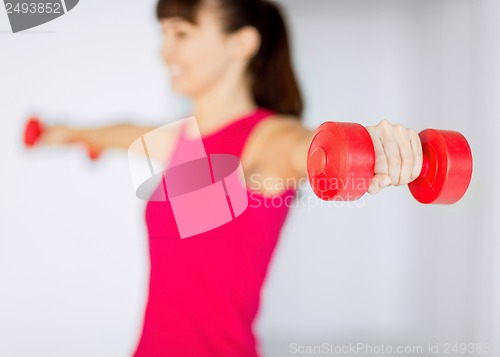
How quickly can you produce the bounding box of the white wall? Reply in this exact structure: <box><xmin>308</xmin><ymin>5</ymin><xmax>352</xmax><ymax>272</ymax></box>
<box><xmin>0</xmin><ymin>1</ymin><xmax>498</xmax><ymax>356</ymax></box>
<box><xmin>258</xmin><ymin>1</ymin><xmax>500</xmax><ymax>356</ymax></box>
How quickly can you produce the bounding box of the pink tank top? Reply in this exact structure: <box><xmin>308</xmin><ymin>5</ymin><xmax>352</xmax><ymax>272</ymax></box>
<box><xmin>133</xmin><ymin>108</ymin><xmax>295</xmax><ymax>357</ymax></box>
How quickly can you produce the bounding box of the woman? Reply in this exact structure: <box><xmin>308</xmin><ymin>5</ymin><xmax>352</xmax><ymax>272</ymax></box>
<box><xmin>40</xmin><ymin>0</ymin><xmax>423</xmax><ymax>355</ymax></box>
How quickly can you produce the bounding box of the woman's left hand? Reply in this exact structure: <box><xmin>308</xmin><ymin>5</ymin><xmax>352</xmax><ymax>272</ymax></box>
<box><xmin>365</xmin><ymin>120</ymin><xmax>423</xmax><ymax>194</ymax></box>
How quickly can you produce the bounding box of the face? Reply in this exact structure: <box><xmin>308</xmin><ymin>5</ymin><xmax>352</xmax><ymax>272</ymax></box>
<box><xmin>160</xmin><ymin>7</ymin><xmax>237</xmax><ymax>97</ymax></box>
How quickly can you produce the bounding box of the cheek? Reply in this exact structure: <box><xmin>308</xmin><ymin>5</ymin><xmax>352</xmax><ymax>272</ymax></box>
<box><xmin>176</xmin><ymin>42</ymin><xmax>231</xmax><ymax>93</ymax></box>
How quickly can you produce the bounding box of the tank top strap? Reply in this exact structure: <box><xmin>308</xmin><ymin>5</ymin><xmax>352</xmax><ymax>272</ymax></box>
<box><xmin>202</xmin><ymin>107</ymin><xmax>276</xmax><ymax>158</ymax></box>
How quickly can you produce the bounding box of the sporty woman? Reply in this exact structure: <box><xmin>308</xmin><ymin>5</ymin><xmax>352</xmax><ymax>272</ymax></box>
<box><xmin>39</xmin><ymin>0</ymin><xmax>423</xmax><ymax>355</ymax></box>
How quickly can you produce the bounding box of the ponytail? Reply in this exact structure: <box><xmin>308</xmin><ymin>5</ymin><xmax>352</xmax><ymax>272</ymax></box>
<box><xmin>249</xmin><ymin>1</ymin><xmax>303</xmax><ymax>117</ymax></box>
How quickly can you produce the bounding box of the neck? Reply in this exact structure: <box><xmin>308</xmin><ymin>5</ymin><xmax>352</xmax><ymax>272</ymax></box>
<box><xmin>192</xmin><ymin>74</ymin><xmax>257</xmax><ymax>135</ymax></box>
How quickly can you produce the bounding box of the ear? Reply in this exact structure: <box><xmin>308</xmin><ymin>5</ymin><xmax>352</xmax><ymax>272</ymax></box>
<box><xmin>230</xmin><ymin>26</ymin><xmax>261</xmax><ymax>61</ymax></box>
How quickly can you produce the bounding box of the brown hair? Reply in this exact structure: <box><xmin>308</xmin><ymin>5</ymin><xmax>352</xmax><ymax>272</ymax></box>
<box><xmin>156</xmin><ymin>0</ymin><xmax>303</xmax><ymax>118</ymax></box>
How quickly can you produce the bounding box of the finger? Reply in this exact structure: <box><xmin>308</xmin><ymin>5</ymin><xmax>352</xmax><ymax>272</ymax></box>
<box><xmin>368</xmin><ymin>173</ymin><xmax>392</xmax><ymax>194</ymax></box>
<box><xmin>409</xmin><ymin>129</ymin><xmax>423</xmax><ymax>181</ymax></box>
<box><xmin>379</xmin><ymin>124</ymin><xmax>401</xmax><ymax>185</ymax></box>
<box><xmin>365</xmin><ymin>125</ymin><xmax>388</xmax><ymax>175</ymax></box>
<box><xmin>395</xmin><ymin>125</ymin><xmax>414</xmax><ymax>186</ymax></box>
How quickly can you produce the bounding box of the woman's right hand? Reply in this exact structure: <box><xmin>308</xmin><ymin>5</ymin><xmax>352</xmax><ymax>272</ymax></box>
<box><xmin>40</xmin><ymin>125</ymin><xmax>102</xmax><ymax>160</ymax></box>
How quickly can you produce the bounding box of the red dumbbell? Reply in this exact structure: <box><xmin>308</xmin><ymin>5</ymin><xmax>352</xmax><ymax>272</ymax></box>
<box><xmin>307</xmin><ymin>122</ymin><xmax>473</xmax><ymax>204</ymax></box>
<box><xmin>24</xmin><ymin>117</ymin><xmax>44</xmax><ymax>147</ymax></box>
<box><xmin>23</xmin><ymin>117</ymin><xmax>101</xmax><ymax>160</ymax></box>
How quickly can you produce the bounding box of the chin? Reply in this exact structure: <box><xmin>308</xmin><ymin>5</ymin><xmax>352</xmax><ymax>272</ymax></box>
<box><xmin>171</xmin><ymin>80</ymin><xmax>204</xmax><ymax>98</ymax></box>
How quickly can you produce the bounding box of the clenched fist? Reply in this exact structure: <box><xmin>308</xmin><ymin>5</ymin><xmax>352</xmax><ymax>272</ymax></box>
<box><xmin>365</xmin><ymin>120</ymin><xmax>423</xmax><ymax>194</ymax></box>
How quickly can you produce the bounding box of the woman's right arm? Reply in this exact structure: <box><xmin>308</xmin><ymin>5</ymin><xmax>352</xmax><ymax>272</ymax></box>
<box><xmin>41</xmin><ymin>123</ymin><xmax>178</xmax><ymax>162</ymax></box>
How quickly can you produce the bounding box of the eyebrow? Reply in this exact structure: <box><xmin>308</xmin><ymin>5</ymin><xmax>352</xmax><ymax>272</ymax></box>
<box><xmin>162</xmin><ymin>17</ymin><xmax>190</xmax><ymax>26</ymax></box>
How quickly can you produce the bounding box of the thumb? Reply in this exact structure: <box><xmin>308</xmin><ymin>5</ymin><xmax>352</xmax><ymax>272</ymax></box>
<box><xmin>368</xmin><ymin>174</ymin><xmax>392</xmax><ymax>195</ymax></box>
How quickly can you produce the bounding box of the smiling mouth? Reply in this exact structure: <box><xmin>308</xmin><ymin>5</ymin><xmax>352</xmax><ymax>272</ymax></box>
<box><xmin>169</xmin><ymin>64</ymin><xmax>184</xmax><ymax>77</ymax></box>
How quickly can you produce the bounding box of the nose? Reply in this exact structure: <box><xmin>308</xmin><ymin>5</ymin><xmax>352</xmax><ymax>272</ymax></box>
<box><xmin>160</xmin><ymin>42</ymin><xmax>171</xmax><ymax>64</ymax></box>
<box><xmin>160</xmin><ymin>33</ymin><xmax>176</xmax><ymax>64</ymax></box>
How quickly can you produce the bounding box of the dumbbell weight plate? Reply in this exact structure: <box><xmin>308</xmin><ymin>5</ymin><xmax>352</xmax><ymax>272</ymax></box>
<box><xmin>408</xmin><ymin>129</ymin><xmax>473</xmax><ymax>204</ymax></box>
<box><xmin>24</xmin><ymin>117</ymin><xmax>43</xmax><ymax>147</ymax></box>
<box><xmin>307</xmin><ymin>122</ymin><xmax>375</xmax><ymax>200</ymax></box>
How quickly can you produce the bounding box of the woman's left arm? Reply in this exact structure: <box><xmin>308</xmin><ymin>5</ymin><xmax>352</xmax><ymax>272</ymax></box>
<box><xmin>252</xmin><ymin>116</ymin><xmax>423</xmax><ymax>195</ymax></box>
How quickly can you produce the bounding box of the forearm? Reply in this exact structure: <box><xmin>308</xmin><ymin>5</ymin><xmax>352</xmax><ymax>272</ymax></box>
<box><xmin>77</xmin><ymin>124</ymin><xmax>156</xmax><ymax>151</ymax></box>
<box><xmin>42</xmin><ymin>121</ymin><xmax>180</xmax><ymax>163</ymax></box>
<box><xmin>43</xmin><ymin>123</ymin><xmax>156</xmax><ymax>152</ymax></box>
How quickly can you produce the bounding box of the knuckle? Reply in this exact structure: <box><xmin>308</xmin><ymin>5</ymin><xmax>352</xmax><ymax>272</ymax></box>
<box><xmin>407</xmin><ymin>128</ymin><xmax>418</xmax><ymax>137</ymax></box>
<box><xmin>379</xmin><ymin>119</ymin><xmax>391</xmax><ymax>128</ymax></box>
<box><xmin>394</xmin><ymin>124</ymin><xmax>405</xmax><ymax>132</ymax></box>
<box><xmin>411</xmin><ymin>130</ymin><xmax>422</xmax><ymax>146</ymax></box>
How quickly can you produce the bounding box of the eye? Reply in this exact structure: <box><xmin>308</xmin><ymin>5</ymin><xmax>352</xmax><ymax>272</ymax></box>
<box><xmin>174</xmin><ymin>30</ymin><xmax>188</xmax><ymax>39</ymax></box>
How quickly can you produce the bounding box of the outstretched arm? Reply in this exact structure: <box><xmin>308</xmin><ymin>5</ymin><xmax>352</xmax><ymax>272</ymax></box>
<box><xmin>40</xmin><ymin>122</ymin><xmax>179</xmax><ymax>162</ymax></box>
<box><xmin>249</xmin><ymin>115</ymin><xmax>422</xmax><ymax>195</ymax></box>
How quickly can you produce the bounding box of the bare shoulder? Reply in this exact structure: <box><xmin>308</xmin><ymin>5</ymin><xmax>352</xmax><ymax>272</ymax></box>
<box><xmin>252</xmin><ymin>114</ymin><xmax>303</xmax><ymax>136</ymax></box>
<box><xmin>243</xmin><ymin>114</ymin><xmax>301</xmax><ymax>155</ymax></box>
<box><xmin>241</xmin><ymin>114</ymin><xmax>307</xmax><ymax>173</ymax></box>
